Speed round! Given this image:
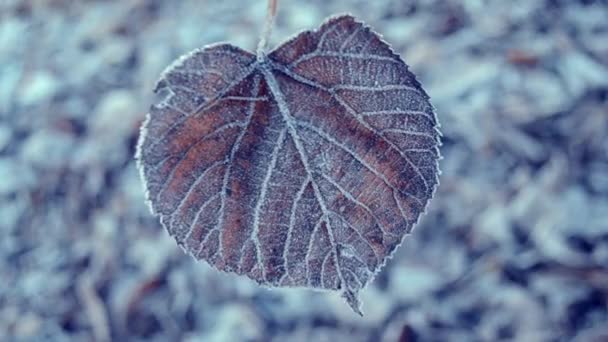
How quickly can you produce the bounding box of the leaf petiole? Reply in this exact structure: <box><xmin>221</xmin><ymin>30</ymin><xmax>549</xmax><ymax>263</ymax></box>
<box><xmin>257</xmin><ymin>0</ymin><xmax>278</xmax><ymax>60</ymax></box>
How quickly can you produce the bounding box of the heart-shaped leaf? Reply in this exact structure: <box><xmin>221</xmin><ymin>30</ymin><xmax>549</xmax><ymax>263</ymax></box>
<box><xmin>136</xmin><ymin>14</ymin><xmax>440</xmax><ymax>314</ymax></box>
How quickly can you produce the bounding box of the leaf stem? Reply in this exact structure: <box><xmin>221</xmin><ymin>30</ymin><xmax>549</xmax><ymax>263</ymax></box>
<box><xmin>257</xmin><ymin>0</ymin><xmax>278</xmax><ymax>60</ymax></box>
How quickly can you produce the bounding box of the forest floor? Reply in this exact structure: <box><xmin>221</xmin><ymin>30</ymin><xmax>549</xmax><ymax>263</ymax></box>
<box><xmin>1</xmin><ymin>0</ymin><xmax>607</xmax><ymax>341</ymax></box>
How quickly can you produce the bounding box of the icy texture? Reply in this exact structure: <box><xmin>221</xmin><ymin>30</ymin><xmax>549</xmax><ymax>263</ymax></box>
<box><xmin>136</xmin><ymin>15</ymin><xmax>440</xmax><ymax>314</ymax></box>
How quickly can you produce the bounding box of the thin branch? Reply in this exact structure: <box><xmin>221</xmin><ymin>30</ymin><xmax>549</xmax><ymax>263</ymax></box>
<box><xmin>257</xmin><ymin>0</ymin><xmax>278</xmax><ymax>59</ymax></box>
<box><xmin>77</xmin><ymin>258</ymin><xmax>111</xmax><ymax>342</ymax></box>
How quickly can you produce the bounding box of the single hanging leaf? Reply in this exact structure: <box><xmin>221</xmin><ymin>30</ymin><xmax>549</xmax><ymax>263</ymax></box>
<box><xmin>136</xmin><ymin>14</ymin><xmax>440</xmax><ymax>315</ymax></box>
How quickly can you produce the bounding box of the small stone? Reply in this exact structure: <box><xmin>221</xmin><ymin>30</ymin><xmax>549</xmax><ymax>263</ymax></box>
<box><xmin>13</xmin><ymin>311</ymin><xmax>42</xmax><ymax>338</ymax></box>
<box><xmin>91</xmin><ymin>90</ymin><xmax>140</xmax><ymax>140</ymax></box>
<box><xmin>0</xmin><ymin>124</ymin><xmax>13</xmax><ymax>151</ymax></box>
<box><xmin>20</xmin><ymin>129</ymin><xmax>75</xmax><ymax>168</ymax></box>
<box><xmin>205</xmin><ymin>304</ymin><xmax>262</xmax><ymax>342</ymax></box>
<box><xmin>390</xmin><ymin>264</ymin><xmax>441</xmax><ymax>300</ymax></box>
<box><xmin>0</xmin><ymin>158</ymin><xmax>35</xmax><ymax>195</ymax></box>
<box><xmin>19</xmin><ymin>71</ymin><xmax>59</xmax><ymax>106</ymax></box>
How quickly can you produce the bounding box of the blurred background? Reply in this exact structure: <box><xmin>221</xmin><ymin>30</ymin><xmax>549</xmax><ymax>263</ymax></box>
<box><xmin>1</xmin><ymin>0</ymin><xmax>607</xmax><ymax>341</ymax></box>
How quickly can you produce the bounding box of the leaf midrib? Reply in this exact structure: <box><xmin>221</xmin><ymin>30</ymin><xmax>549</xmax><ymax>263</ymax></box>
<box><xmin>259</xmin><ymin>64</ymin><xmax>351</xmax><ymax>298</ymax></box>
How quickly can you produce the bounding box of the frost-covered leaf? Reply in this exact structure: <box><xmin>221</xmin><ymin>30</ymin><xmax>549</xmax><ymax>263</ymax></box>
<box><xmin>136</xmin><ymin>14</ymin><xmax>440</xmax><ymax>315</ymax></box>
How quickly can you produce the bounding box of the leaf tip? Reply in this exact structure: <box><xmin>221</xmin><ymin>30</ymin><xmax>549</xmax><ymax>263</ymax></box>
<box><xmin>341</xmin><ymin>289</ymin><xmax>363</xmax><ymax>316</ymax></box>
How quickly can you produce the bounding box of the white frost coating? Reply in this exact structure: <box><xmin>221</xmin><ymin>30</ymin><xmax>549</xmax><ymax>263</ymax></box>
<box><xmin>163</xmin><ymin>81</ymin><xmax>200</xmax><ymax>95</ymax></box>
<box><xmin>295</xmin><ymin>119</ymin><xmax>423</xmax><ymax>207</ymax></box>
<box><xmin>136</xmin><ymin>14</ymin><xmax>441</xmax><ymax>317</ymax></box>
<box><xmin>144</xmin><ymin>53</ymin><xmax>259</xmax><ymax>155</ymax></box>
<box><xmin>333</xmin><ymin>94</ymin><xmax>431</xmax><ymax>194</ymax></box>
<box><xmin>315</xmin><ymin>19</ymin><xmax>342</xmax><ymax>50</ymax></box>
<box><xmin>305</xmin><ymin>217</ymin><xmax>324</xmax><ymax>285</ymax></box>
<box><xmin>269</xmin><ymin>15</ymin><xmax>441</xmax><ymax>314</ymax></box>
<box><xmin>282</xmin><ymin>14</ymin><xmax>439</xmax><ymax>206</ymax></box>
<box><xmin>273</xmin><ymin>47</ymin><xmax>434</xmax><ymax>197</ymax></box>
<box><xmin>290</xmin><ymin>52</ymin><xmax>400</xmax><ymax>68</ymax></box>
<box><xmin>339</xmin><ymin>25</ymin><xmax>364</xmax><ymax>52</ymax></box>
<box><xmin>328</xmin><ymin>15</ymin><xmax>441</xmax><ymax>299</ymax></box>
<box><xmin>279</xmin><ymin>176</ymin><xmax>310</xmax><ymax>284</ymax></box>
<box><xmin>320</xmin><ymin>249</ymin><xmax>334</xmax><ymax>288</ymax></box>
<box><xmin>319</xmin><ymin>172</ymin><xmax>395</xmax><ymax>238</ymax></box>
<box><xmin>185</xmin><ymin>193</ymin><xmax>221</xmax><ymax>243</ymax></box>
<box><xmin>261</xmin><ymin>64</ymin><xmax>367</xmax><ymax>314</ymax></box>
<box><xmin>379</xmin><ymin>128</ymin><xmax>436</xmax><ymax>139</ymax></box>
<box><xmin>221</xmin><ymin>96</ymin><xmax>269</xmax><ymax>102</ymax></box>
<box><xmin>155</xmin><ymin>122</ymin><xmax>246</xmax><ymax>206</ymax></box>
<box><xmin>330</xmin><ymin>210</ymin><xmax>379</xmax><ymax>265</ymax></box>
<box><xmin>332</xmin><ymin>84</ymin><xmax>423</xmax><ymax>95</ymax></box>
<box><xmin>361</xmin><ymin>109</ymin><xmax>434</xmax><ymax>121</ymax></box>
<box><xmin>164</xmin><ymin>103</ymin><xmax>189</xmax><ymax>116</ymax></box>
<box><xmin>249</xmin><ymin>128</ymin><xmax>287</xmax><ymax>281</ymax></box>
<box><xmin>200</xmin><ymin>73</ymin><xmax>263</xmax><ymax>260</ymax></box>
<box><xmin>172</xmin><ymin>68</ymin><xmax>229</xmax><ymax>83</ymax></box>
<box><xmin>169</xmin><ymin>159</ymin><xmax>226</xmax><ymax>231</ymax></box>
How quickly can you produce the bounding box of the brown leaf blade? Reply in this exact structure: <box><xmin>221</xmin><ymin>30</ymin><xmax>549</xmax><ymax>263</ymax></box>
<box><xmin>136</xmin><ymin>15</ymin><xmax>440</xmax><ymax>315</ymax></box>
